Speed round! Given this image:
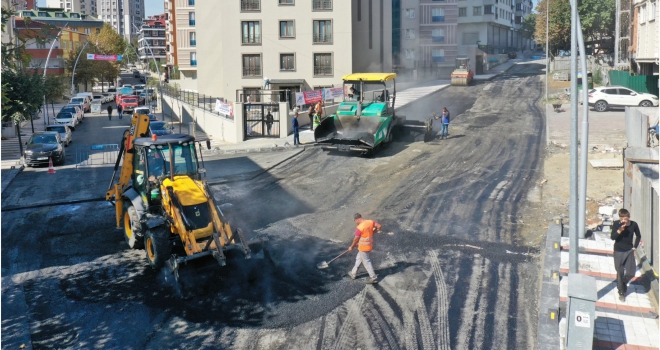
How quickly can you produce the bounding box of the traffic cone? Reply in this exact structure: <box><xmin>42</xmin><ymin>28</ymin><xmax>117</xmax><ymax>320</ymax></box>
<box><xmin>47</xmin><ymin>157</ymin><xmax>56</xmax><ymax>174</ymax></box>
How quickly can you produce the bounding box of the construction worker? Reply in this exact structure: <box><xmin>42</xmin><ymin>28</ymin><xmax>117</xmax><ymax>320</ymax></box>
<box><xmin>348</xmin><ymin>213</ymin><xmax>382</xmax><ymax>284</ymax></box>
<box><xmin>313</xmin><ymin>101</ymin><xmax>323</xmax><ymax>129</ymax></box>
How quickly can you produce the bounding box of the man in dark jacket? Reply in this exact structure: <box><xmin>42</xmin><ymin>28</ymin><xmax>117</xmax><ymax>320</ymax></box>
<box><xmin>292</xmin><ymin>110</ymin><xmax>300</xmax><ymax>145</ymax></box>
<box><xmin>107</xmin><ymin>105</ymin><xmax>113</xmax><ymax>120</ymax></box>
<box><xmin>610</xmin><ymin>208</ymin><xmax>641</xmax><ymax>301</ymax></box>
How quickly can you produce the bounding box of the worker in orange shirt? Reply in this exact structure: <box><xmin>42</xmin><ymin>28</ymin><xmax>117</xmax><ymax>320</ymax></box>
<box><xmin>348</xmin><ymin>213</ymin><xmax>382</xmax><ymax>284</ymax></box>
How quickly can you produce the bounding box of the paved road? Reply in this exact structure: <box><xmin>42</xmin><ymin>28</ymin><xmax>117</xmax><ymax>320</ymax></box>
<box><xmin>1</xmin><ymin>62</ymin><xmax>547</xmax><ymax>349</ymax></box>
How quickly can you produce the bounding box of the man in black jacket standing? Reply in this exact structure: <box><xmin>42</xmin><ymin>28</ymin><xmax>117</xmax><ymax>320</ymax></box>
<box><xmin>610</xmin><ymin>208</ymin><xmax>641</xmax><ymax>302</ymax></box>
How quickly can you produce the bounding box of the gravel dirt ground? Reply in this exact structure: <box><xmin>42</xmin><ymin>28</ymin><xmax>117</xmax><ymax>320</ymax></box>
<box><xmin>3</xmin><ymin>64</ymin><xmax>552</xmax><ymax>350</ymax></box>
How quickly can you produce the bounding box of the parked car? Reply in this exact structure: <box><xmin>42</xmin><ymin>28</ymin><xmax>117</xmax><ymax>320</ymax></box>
<box><xmin>55</xmin><ymin>111</ymin><xmax>77</xmax><ymax>130</ymax></box>
<box><xmin>508</xmin><ymin>52</ymin><xmax>517</xmax><ymax>59</ymax></box>
<box><xmin>60</xmin><ymin>105</ymin><xmax>83</xmax><ymax>123</ymax></box>
<box><xmin>45</xmin><ymin>124</ymin><xmax>72</xmax><ymax>146</ymax></box>
<box><xmin>92</xmin><ymin>95</ymin><xmax>104</xmax><ymax>104</ymax></box>
<box><xmin>149</xmin><ymin>121</ymin><xmax>173</xmax><ymax>136</ymax></box>
<box><xmin>588</xmin><ymin>86</ymin><xmax>659</xmax><ymax>112</ymax></box>
<box><xmin>69</xmin><ymin>96</ymin><xmax>90</xmax><ymax>113</ymax></box>
<box><xmin>101</xmin><ymin>92</ymin><xmax>112</xmax><ymax>103</ymax></box>
<box><xmin>76</xmin><ymin>92</ymin><xmax>94</xmax><ymax>104</ymax></box>
<box><xmin>24</xmin><ymin>131</ymin><xmax>66</xmax><ymax>166</ymax></box>
<box><xmin>119</xmin><ymin>96</ymin><xmax>139</xmax><ymax>114</ymax></box>
<box><xmin>122</xmin><ymin>84</ymin><xmax>132</xmax><ymax>88</ymax></box>
<box><xmin>133</xmin><ymin>106</ymin><xmax>156</xmax><ymax>120</ymax></box>
<box><xmin>138</xmin><ymin>92</ymin><xmax>148</xmax><ymax>105</ymax></box>
<box><xmin>133</xmin><ymin>70</ymin><xmax>140</xmax><ymax>78</ymax></box>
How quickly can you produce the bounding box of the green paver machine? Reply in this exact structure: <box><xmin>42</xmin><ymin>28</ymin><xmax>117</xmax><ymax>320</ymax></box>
<box><xmin>314</xmin><ymin>73</ymin><xmax>433</xmax><ymax>155</ymax></box>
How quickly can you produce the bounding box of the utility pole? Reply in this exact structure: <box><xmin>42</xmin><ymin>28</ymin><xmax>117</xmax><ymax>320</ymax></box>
<box><xmin>545</xmin><ymin>0</ymin><xmax>549</xmax><ymax>102</ymax></box>
<box><xmin>569</xmin><ymin>0</ymin><xmax>579</xmax><ymax>274</ymax></box>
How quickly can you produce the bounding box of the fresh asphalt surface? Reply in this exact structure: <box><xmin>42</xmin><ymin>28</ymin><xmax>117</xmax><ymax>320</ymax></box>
<box><xmin>2</xmin><ymin>63</ymin><xmax>546</xmax><ymax>349</ymax></box>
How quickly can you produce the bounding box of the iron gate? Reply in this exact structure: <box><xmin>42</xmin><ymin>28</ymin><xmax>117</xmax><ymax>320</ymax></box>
<box><xmin>244</xmin><ymin>103</ymin><xmax>280</xmax><ymax>139</ymax></box>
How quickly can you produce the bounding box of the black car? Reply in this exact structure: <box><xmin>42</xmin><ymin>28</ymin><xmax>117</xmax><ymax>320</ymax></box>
<box><xmin>508</xmin><ymin>52</ymin><xmax>517</xmax><ymax>59</ymax></box>
<box><xmin>24</xmin><ymin>131</ymin><xmax>66</xmax><ymax>166</ymax></box>
<box><xmin>149</xmin><ymin>121</ymin><xmax>173</xmax><ymax>136</ymax></box>
<box><xmin>133</xmin><ymin>70</ymin><xmax>140</xmax><ymax>78</ymax></box>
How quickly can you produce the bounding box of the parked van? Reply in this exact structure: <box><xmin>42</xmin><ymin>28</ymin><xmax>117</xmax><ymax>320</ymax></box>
<box><xmin>76</xmin><ymin>92</ymin><xmax>94</xmax><ymax>104</ymax></box>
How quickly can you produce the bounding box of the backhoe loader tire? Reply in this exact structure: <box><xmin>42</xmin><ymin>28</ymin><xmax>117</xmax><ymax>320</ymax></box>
<box><xmin>145</xmin><ymin>227</ymin><xmax>171</xmax><ymax>270</ymax></box>
<box><xmin>123</xmin><ymin>203</ymin><xmax>144</xmax><ymax>249</ymax></box>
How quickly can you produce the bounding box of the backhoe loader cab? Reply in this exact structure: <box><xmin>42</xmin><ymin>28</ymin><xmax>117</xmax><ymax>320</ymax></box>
<box><xmin>106</xmin><ymin>114</ymin><xmax>269</xmax><ymax>282</ymax></box>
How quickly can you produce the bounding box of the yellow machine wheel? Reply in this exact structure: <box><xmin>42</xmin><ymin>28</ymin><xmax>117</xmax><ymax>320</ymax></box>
<box><xmin>123</xmin><ymin>203</ymin><xmax>144</xmax><ymax>249</ymax></box>
<box><xmin>144</xmin><ymin>227</ymin><xmax>172</xmax><ymax>270</ymax></box>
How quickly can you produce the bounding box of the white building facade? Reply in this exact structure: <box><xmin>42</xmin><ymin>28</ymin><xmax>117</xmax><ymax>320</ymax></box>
<box><xmin>98</xmin><ymin>0</ymin><xmax>145</xmax><ymax>39</ymax></box>
<box><xmin>46</xmin><ymin>0</ymin><xmax>97</xmax><ymax>15</ymax></box>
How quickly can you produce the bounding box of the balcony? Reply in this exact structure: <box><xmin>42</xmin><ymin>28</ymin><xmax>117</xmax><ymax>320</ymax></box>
<box><xmin>191</xmin><ymin>60</ymin><xmax>197</xmax><ymax>66</ymax></box>
<box><xmin>312</xmin><ymin>0</ymin><xmax>332</xmax><ymax>10</ymax></box>
<box><xmin>314</xmin><ymin>66</ymin><xmax>332</xmax><ymax>75</ymax></box>
<box><xmin>313</xmin><ymin>34</ymin><xmax>332</xmax><ymax>43</ymax></box>
<box><xmin>432</xmin><ymin>16</ymin><xmax>445</xmax><ymax>22</ymax></box>
<box><xmin>432</xmin><ymin>36</ymin><xmax>445</xmax><ymax>42</ymax></box>
<box><xmin>243</xmin><ymin>67</ymin><xmax>262</xmax><ymax>76</ymax></box>
<box><xmin>242</xmin><ymin>35</ymin><xmax>261</xmax><ymax>44</ymax></box>
<box><xmin>241</xmin><ymin>0</ymin><xmax>260</xmax><ymax>11</ymax></box>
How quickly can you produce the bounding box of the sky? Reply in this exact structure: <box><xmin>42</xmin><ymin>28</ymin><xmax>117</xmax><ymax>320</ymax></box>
<box><xmin>37</xmin><ymin>0</ymin><xmax>165</xmax><ymax>17</ymax></box>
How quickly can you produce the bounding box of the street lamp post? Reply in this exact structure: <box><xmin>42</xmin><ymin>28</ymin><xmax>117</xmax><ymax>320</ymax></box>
<box><xmin>71</xmin><ymin>40</ymin><xmax>90</xmax><ymax>96</ymax></box>
<box><xmin>545</xmin><ymin>0</ymin><xmax>549</xmax><ymax>102</ymax></box>
<box><xmin>133</xmin><ymin>23</ymin><xmax>163</xmax><ymax>121</ymax></box>
<box><xmin>42</xmin><ymin>22</ymin><xmax>68</xmax><ymax>127</ymax></box>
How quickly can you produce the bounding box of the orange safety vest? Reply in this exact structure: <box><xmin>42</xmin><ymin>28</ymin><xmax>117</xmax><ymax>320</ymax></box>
<box><xmin>357</xmin><ymin>220</ymin><xmax>375</xmax><ymax>252</ymax></box>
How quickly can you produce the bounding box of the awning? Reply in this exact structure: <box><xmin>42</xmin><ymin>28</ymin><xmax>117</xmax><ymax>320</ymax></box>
<box><xmin>268</xmin><ymin>79</ymin><xmax>305</xmax><ymax>84</ymax></box>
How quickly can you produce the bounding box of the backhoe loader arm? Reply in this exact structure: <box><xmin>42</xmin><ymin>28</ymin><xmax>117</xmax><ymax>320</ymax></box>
<box><xmin>105</xmin><ymin>113</ymin><xmax>151</xmax><ymax>227</ymax></box>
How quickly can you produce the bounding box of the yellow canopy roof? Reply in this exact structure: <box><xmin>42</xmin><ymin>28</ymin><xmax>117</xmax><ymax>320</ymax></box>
<box><xmin>341</xmin><ymin>73</ymin><xmax>397</xmax><ymax>82</ymax></box>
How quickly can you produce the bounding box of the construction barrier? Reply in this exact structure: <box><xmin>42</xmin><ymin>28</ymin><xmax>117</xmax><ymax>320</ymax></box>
<box><xmin>75</xmin><ymin>144</ymin><xmax>120</xmax><ymax>170</ymax></box>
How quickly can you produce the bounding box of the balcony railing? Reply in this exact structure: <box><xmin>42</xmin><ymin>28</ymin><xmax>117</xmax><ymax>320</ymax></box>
<box><xmin>190</xmin><ymin>40</ymin><xmax>196</xmax><ymax>46</ymax></box>
<box><xmin>189</xmin><ymin>19</ymin><xmax>195</xmax><ymax>25</ymax></box>
<box><xmin>243</xmin><ymin>67</ymin><xmax>262</xmax><ymax>76</ymax></box>
<box><xmin>242</xmin><ymin>35</ymin><xmax>261</xmax><ymax>44</ymax></box>
<box><xmin>191</xmin><ymin>60</ymin><xmax>197</xmax><ymax>66</ymax></box>
<box><xmin>432</xmin><ymin>35</ymin><xmax>445</xmax><ymax>42</ymax></box>
<box><xmin>313</xmin><ymin>34</ymin><xmax>332</xmax><ymax>43</ymax></box>
<box><xmin>241</xmin><ymin>0</ymin><xmax>260</xmax><ymax>10</ymax></box>
<box><xmin>312</xmin><ymin>0</ymin><xmax>332</xmax><ymax>10</ymax></box>
<box><xmin>432</xmin><ymin>15</ymin><xmax>445</xmax><ymax>22</ymax></box>
<box><xmin>314</xmin><ymin>66</ymin><xmax>332</xmax><ymax>75</ymax></box>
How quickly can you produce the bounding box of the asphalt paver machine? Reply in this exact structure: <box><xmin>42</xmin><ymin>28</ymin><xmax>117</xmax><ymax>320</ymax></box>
<box><xmin>106</xmin><ymin>113</ymin><xmax>269</xmax><ymax>281</ymax></box>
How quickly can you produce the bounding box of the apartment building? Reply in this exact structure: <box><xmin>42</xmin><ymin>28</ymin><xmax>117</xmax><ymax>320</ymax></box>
<box><xmin>17</xmin><ymin>7</ymin><xmax>104</xmax><ymax>35</ymax></box>
<box><xmin>192</xmin><ymin>0</ymin><xmax>391</xmax><ymax>104</ymax></box>
<box><xmin>394</xmin><ymin>0</ymin><xmax>459</xmax><ymax>78</ymax></box>
<box><xmin>630</xmin><ymin>0</ymin><xmax>658</xmax><ymax>75</ymax></box>
<box><xmin>97</xmin><ymin>0</ymin><xmax>144</xmax><ymax>39</ymax></box>
<box><xmin>164</xmin><ymin>0</ymin><xmax>196</xmax><ymax>84</ymax></box>
<box><xmin>138</xmin><ymin>14</ymin><xmax>166</xmax><ymax>65</ymax></box>
<box><xmin>45</xmin><ymin>0</ymin><xmax>98</xmax><ymax>15</ymax></box>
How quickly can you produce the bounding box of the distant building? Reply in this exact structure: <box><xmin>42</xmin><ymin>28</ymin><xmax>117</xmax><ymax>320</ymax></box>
<box><xmin>138</xmin><ymin>14</ymin><xmax>166</xmax><ymax>67</ymax></box>
<box><xmin>17</xmin><ymin>7</ymin><xmax>104</xmax><ymax>35</ymax></box>
<box><xmin>630</xmin><ymin>0</ymin><xmax>658</xmax><ymax>75</ymax></box>
<box><xmin>14</xmin><ymin>17</ymin><xmax>88</xmax><ymax>75</ymax></box>
<box><xmin>164</xmin><ymin>0</ymin><xmax>196</xmax><ymax>85</ymax></box>
<box><xmin>97</xmin><ymin>0</ymin><xmax>144</xmax><ymax>39</ymax></box>
<box><xmin>45</xmin><ymin>0</ymin><xmax>98</xmax><ymax>16</ymax></box>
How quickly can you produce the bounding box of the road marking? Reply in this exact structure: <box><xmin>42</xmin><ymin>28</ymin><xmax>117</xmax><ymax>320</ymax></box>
<box><xmin>102</xmin><ymin>126</ymin><xmax>130</xmax><ymax>129</ymax></box>
<box><xmin>455</xmin><ymin>255</ymin><xmax>485</xmax><ymax>350</ymax></box>
<box><xmin>429</xmin><ymin>251</ymin><xmax>451</xmax><ymax>350</ymax></box>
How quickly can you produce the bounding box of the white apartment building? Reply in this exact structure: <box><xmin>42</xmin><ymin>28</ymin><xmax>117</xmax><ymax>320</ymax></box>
<box><xmin>192</xmin><ymin>0</ymin><xmax>391</xmax><ymax>104</ymax></box>
<box><xmin>46</xmin><ymin>0</ymin><xmax>97</xmax><ymax>15</ymax></box>
<box><xmin>164</xmin><ymin>0</ymin><xmax>196</xmax><ymax>85</ymax></box>
<box><xmin>98</xmin><ymin>0</ymin><xmax>145</xmax><ymax>39</ymax></box>
<box><xmin>137</xmin><ymin>16</ymin><xmax>166</xmax><ymax>65</ymax></box>
<box><xmin>631</xmin><ymin>0</ymin><xmax>658</xmax><ymax>75</ymax></box>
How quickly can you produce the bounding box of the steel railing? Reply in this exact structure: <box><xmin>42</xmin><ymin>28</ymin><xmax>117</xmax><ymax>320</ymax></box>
<box><xmin>312</xmin><ymin>0</ymin><xmax>332</xmax><ymax>9</ymax></box>
<box><xmin>162</xmin><ymin>85</ymin><xmax>233</xmax><ymax>119</ymax></box>
<box><xmin>241</xmin><ymin>0</ymin><xmax>260</xmax><ymax>10</ymax></box>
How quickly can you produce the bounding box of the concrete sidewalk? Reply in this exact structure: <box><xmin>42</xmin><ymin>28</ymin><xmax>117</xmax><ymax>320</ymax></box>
<box><xmin>474</xmin><ymin>58</ymin><xmax>519</xmax><ymax>80</ymax></box>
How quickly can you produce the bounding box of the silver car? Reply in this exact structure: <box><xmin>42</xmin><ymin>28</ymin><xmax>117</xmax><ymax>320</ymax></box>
<box><xmin>45</xmin><ymin>124</ymin><xmax>72</xmax><ymax>146</ymax></box>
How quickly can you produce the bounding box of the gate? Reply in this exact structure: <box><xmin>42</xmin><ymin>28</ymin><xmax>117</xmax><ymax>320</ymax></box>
<box><xmin>244</xmin><ymin>103</ymin><xmax>280</xmax><ymax>140</ymax></box>
<box><xmin>75</xmin><ymin>144</ymin><xmax>120</xmax><ymax>170</ymax></box>
<box><xmin>475</xmin><ymin>55</ymin><xmax>484</xmax><ymax>74</ymax></box>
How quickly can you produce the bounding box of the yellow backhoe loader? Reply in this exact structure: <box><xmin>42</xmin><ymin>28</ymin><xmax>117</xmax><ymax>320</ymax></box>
<box><xmin>105</xmin><ymin>113</ymin><xmax>268</xmax><ymax>280</ymax></box>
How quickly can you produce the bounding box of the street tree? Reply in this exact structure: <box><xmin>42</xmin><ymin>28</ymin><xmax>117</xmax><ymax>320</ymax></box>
<box><xmin>66</xmin><ymin>44</ymin><xmax>96</xmax><ymax>91</ymax></box>
<box><xmin>44</xmin><ymin>75</ymin><xmax>66</xmax><ymax>117</ymax></box>
<box><xmin>521</xmin><ymin>13</ymin><xmax>537</xmax><ymax>40</ymax></box>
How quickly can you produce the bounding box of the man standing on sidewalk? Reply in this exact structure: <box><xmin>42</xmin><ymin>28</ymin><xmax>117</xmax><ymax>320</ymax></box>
<box><xmin>107</xmin><ymin>105</ymin><xmax>113</xmax><ymax>120</ymax></box>
<box><xmin>610</xmin><ymin>208</ymin><xmax>641</xmax><ymax>301</ymax></box>
<box><xmin>292</xmin><ymin>110</ymin><xmax>300</xmax><ymax>146</ymax></box>
<box><xmin>348</xmin><ymin>213</ymin><xmax>382</xmax><ymax>284</ymax></box>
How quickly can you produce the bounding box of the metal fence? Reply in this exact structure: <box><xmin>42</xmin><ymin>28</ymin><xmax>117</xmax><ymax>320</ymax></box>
<box><xmin>75</xmin><ymin>144</ymin><xmax>120</xmax><ymax>170</ymax></box>
<box><xmin>162</xmin><ymin>85</ymin><xmax>233</xmax><ymax>119</ymax></box>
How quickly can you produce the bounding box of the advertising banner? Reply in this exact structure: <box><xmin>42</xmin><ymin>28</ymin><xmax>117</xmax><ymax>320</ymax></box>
<box><xmin>323</xmin><ymin>87</ymin><xmax>344</xmax><ymax>100</ymax></box>
<box><xmin>294</xmin><ymin>90</ymin><xmax>323</xmax><ymax>106</ymax></box>
<box><xmin>87</xmin><ymin>54</ymin><xmax>122</xmax><ymax>61</ymax></box>
<box><xmin>214</xmin><ymin>99</ymin><xmax>233</xmax><ymax>117</ymax></box>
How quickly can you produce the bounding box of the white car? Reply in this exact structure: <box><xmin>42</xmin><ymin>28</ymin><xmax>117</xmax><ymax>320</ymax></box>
<box><xmin>60</xmin><ymin>105</ymin><xmax>84</xmax><ymax>123</ymax></box>
<box><xmin>588</xmin><ymin>86</ymin><xmax>659</xmax><ymax>112</ymax></box>
<box><xmin>70</xmin><ymin>97</ymin><xmax>90</xmax><ymax>113</ymax></box>
<box><xmin>54</xmin><ymin>111</ymin><xmax>78</xmax><ymax>130</ymax></box>
<box><xmin>92</xmin><ymin>95</ymin><xmax>104</xmax><ymax>104</ymax></box>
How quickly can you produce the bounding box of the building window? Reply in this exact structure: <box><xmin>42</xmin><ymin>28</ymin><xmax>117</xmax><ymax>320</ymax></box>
<box><xmin>280</xmin><ymin>21</ymin><xmax>294</xmax><ymax>38</ymax></box>
<box><xmin>242</xmin><ymin>21</ymin><xmax>261</xmax><ymax>44</ymax></box>
<box><xmin>313</xmin><ymin>0</ymin><xmax>332</xmax><ymax>10</ymax></box>
<box><xmin>432</xmin><ymin>8</ymin><xmax>445</xmax><ymax>22</ymax></box>
<box><xmin>458</xmin><ymin>7</ymin><xmax>466</xmax><ymax>17</ymax></box>
<box><xmin>280</xmin><ymin>53</ymin><xmax>295</xmax><ymax>70</ymax></box>
<box><xmin>190</xmin><ymin>32</ymin><xmax>196</xmax><ymax>46</ymax></box>
<box><xmin>313</xmin><ymin>53</ymin><xmax>332</xmax><ymax>75</ymax></box>
<box><xmin>188</xmin><ymin>12</ymin><xmax>195</xmax><ymax>25</ymax></box>
<box><xmin>405</xmin><ymin>8</ymin><xmax>415</xmax><ymax>18</ymax></box>
<box><xmin>432</xmin><ymin>28</ymin><xmax>445</xmax><ymax>42</ymax></box>
<box><xmin>242</xmin><ymin>54</ymin><xmax>262</xmax><ymax>76</ymax></box>
<box><xmin>650</xmin><ymin>1</ymin><xmax>656</xmax><ymax>21</ymax></box>
<box><xmin>313</xmin><ymin>20</ymin><xmax>332</xmax><ymax>43</ymax></box>
<box><xmin>484</xmin><ymin>5</ymin><xmax>493</xmax><ymax>14</ymax></box>
<box><xmin>190</xmin><ymin>52</ymin><xmax>197</xmax><ymax>66</ymax></box>
<box><xmin>241</xmin><ymin>0</ymin><xmax>260</xmax><ymax>11</ymax></box>
<box><xmin>515</xmin><ymin>16</ymin><xmax>522</xmax><ymax>24</ymax></box>
<box><xmin>640</xmin><ymin>4</ymin><xmax>647</xmax><ymax>23</ymax></box>
<box><xmin>405</xmin><ymin>28</ymin><xmax>415</xmax><ymax>39</ymax></box>
<box><xmin>432</xmin><ymin>49</ymin><xmax>445</xmax><ymax>62</ymax></box>
<box><xmin>55</xmin><ymin>13</ymin><xmax>64</xmax><ymax>17</ymax></box>
<box><xmin>188</xmin><ymin>0</ymin><xmax>194</xmax><ymax>5</ymax></box>
<box><xmin>279</xmin><ymin>0</ymin><xmax>293</xmax><ymax>3</ymax></box>
<box><xmin>404</xmin><ymin>49</ymin><xmax>415</xmax><ymax>59</ymax></box>
<box><xmin>473</xmin><ymin>6</ymin><xmax>481</xmax><ymax>16</ymax></box>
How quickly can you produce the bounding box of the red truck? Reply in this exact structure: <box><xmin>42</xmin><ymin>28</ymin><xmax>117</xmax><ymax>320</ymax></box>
<box><xmin>118</xmin><ymin>96</ymin><xmax>138</xmax><ymax>114</ymax></box>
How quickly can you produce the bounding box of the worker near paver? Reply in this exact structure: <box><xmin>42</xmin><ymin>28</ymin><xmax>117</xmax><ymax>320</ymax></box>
<box><xmin>436</xmin><ymin>107</ymin><xmax>450</xmax><ymax>139</ymax></box>
<box><xmin>610</xmin><ymin>208</ymin><xmax>641</xmax><ymax>302</ymax></box>
<box><xmin>307</xmin><ymin>104</ymin><xmax>315</xmax><ymax>131</ymax></box>
<box><xmin>313</xmin><ymin>101</ymin><xmax>323</xmax><ymax>130</ymax></box>
<box><xmin>348</xmin><ymin>213</ymin><xmax>382</xmax><ymax>284</ymax></box>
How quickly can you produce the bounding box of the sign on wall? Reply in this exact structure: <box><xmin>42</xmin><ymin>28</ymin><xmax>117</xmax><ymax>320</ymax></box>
<box><xmin>215</xmin><ymin>99</ymin><xmax>233</xmax><ymax>117</ymax></box>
